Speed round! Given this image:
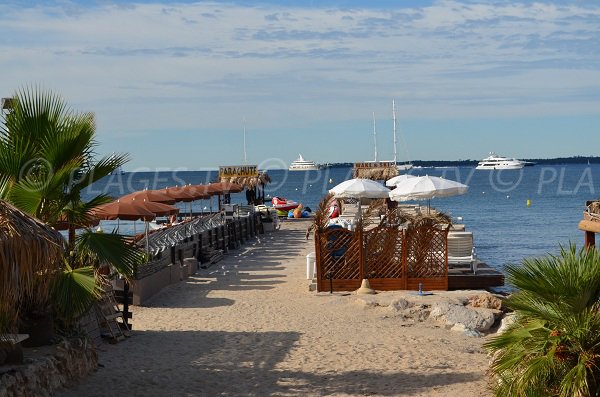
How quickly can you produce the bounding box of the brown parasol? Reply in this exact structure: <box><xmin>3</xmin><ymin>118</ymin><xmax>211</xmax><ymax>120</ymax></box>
<box><xmin>159</xmin><ymin>187</ymin><xmax>196</xmax><ymax>203</ymax></box>
<box><xmin>120</xmin><ymin>197</ymin><xmax>179</xmax><ymax>217</ymax></box>
<box><xmin>120</xmin><ymin>189</ymin><xmax>177</xmax><ymax>205</ymax></box>
<box><xmin>206</xmin><ymin>182</ymin><xmax>244</xmax><ymax>195</ymax></box>
<box><xmin>92</xmin><ymin>200</ymin><xmax>156</xmax><ymax>221</ymax></box>
<box><xmin>179</xmin><ymin>184</ymin><xmax>209</xmax><ymax>200</ymax></box>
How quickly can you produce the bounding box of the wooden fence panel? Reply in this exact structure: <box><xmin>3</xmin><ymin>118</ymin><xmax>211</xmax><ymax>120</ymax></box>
<box><xmin>315</xmin><ymin>223</ymin><xmax>449</xmax><ymax>292</ymax></box>
<box><xmin>316</xmin><ymin>228</ymin><xmax>362</xmax><ymax>292</ymax></box>
<box><xmin>364</xmin><ymin>226</ymin><xmax>405</xmax><ymax>290</ymax></box>
<box><xmin>405</xmin><ymin>225</ymin><xmax>449</xmax><ymax>291</ymax></box>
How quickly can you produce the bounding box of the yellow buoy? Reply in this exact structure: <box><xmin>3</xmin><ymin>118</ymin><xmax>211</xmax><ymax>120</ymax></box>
<box><xmin>527</xmin><ymin>199</ymin><xmax>531</xmax><ymax>207</ymax></box>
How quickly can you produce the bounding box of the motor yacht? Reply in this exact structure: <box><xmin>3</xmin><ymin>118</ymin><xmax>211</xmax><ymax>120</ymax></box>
<box><xmin>476</xmin><ymin>153</ymin><xmax>525</xmax><ymax>170</ymax></box>
<box><xmin>288</xmin><ymin>154</ymin><xmax>321</xmax><ymax>171</ymax></box>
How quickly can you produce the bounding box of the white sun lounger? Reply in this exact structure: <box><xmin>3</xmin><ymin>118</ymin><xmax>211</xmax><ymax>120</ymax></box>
<box><xmin>447</xmin><ymin>231</ymin><xmax>478</xmax><ymax>273</ymax></box>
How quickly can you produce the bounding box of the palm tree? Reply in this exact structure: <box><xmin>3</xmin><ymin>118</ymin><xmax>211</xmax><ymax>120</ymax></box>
<box><xmin>485</xmin><ymin>245</ymin><xmax>600</xmax><ymax>397</ymax></box>
<box><xmin>0</xmin><ymin>87</ymin><xmax>144</xmax><ymax>330</ymax></box>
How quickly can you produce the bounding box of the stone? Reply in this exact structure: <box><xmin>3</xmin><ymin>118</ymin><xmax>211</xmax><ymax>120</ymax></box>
<box><xmin>388</xmin><ymin>298</ymin><xmax>413</xmax><ymax>312</ymax></box>
<box><xmin>497</xmin><ymin>313</ymin><xmax>517</xmax><ymax>334</ymax></box>
<box><xmin>429</xmin><ymin>302</ymin><xmax>496</xmax><ymax>332</ymax></box>
<box><xmin>451</xmin><ymin>323</ymin><xmax>482</xmax><ymax>337</ymax></box>
<box><xmin>467</xmin><ymin>294</ymin><xmax>502</xmax><ymax>310</ymax></box>
<box><xmin>0</xmin><ymin>338</ymin><xmax>97</xmax><ymax>396</ymax></box>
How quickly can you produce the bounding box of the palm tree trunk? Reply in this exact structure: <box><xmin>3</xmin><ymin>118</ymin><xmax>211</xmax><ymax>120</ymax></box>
<box><xmin>68</xmin><ymin>224</ymin><xmax>76</xmax><ymax>253</ymax></box>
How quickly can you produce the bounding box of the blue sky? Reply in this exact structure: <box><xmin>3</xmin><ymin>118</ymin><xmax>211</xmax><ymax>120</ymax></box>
<box><xmin>1</xmin><ymin>0</ymin><xmax>599</xmax><ymax>170</ymax></box>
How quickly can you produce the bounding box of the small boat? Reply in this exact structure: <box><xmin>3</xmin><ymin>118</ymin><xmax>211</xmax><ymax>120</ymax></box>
<box><xmin>289</xmin><ymin>154</ymin><xmax>321</xmax><ymax>171</ymax></box>
<box><xmin>476</xmin><ymin>153</ymin><xmax>526</xmax><ymax>170</ymax></box>
<box><xmin>272</xmin><ymin>196</ymin><xmax>300</xmax><ymax>211</ymax></box>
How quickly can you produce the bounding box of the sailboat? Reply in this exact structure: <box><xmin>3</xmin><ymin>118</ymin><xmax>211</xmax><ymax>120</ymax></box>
<box><xmin>392</xmin><ymin>100</ymin><xmax>413</xmax><ymax>171</ymax></box>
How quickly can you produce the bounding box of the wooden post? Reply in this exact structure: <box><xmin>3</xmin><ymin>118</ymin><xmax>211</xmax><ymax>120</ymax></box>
<box><xmin>315</xmin><ymin>231</ymin><xmax>322</xmax><ymax>292</ymax></box>
<box><xmin>584</xmin><ymin>231</ymin><xmax>596</xmax><ymax>249</ymax></box>
<box><xmin>122</xmin><ymin>281</ymin><xmax>131</xmax><ymax>330</ymax></box>
<box><xmin>358</xmin><ymin>227</ymin><xmax>365</xmax><ymax>280</ymax></box>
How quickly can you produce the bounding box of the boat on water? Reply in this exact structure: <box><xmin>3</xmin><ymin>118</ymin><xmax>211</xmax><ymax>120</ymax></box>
<box><xmin>476</xmin><ymin>153</ymin><xmax>526</xmax><ymax>170</ymax></box>
<box><xmin>392</xmin><ymin>100</ymin><xmax>412</xmax><ymax>171</ymax></box>
<box><xmin>289</xmin><ymin>154</ymin><xmax>321</xmax><ymax>171</ymax></box>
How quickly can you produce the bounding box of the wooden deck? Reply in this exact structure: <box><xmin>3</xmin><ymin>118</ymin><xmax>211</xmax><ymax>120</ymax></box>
<box><xmin>448</xmin><ymin>262</ymin><xmax>504</xmax><ymax>290</ymax></box>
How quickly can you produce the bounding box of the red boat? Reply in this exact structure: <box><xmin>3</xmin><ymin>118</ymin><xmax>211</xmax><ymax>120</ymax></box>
<box><xmin>272</xmin><ymin>196</ymin><xmax>300</xmax><ymax>212</ymax></box>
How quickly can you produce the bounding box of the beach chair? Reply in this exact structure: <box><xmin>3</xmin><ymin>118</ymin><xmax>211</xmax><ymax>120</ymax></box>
<box><xmin>447</xmin><ymin>231</ymin><xmax>478</xmax><ymax>273</ymax></box>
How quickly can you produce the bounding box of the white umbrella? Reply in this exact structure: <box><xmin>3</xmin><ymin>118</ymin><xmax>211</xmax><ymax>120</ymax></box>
<box><xmin>329</xmin><ymin>178</ymin><xmax>390</xmax><ymax>296</ymax></box>
<box><xmin>388</xmin><ymin>175</ymin><xmax>468</xmax><ymax>211</ymax></box>
<box><xmin>385</xmin><ymin>174</ymin><xmax>416</xmax><ymax>188</ymax></box>
<box><xmin>329</xmin><ymin>178</ymin><xmax>390</xmax><ymax>200</ymax></box>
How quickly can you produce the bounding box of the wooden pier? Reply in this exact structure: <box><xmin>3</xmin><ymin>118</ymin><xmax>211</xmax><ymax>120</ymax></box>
<box><xmin>448</xmin><ymin>263</ymin><xmax>504</xmax><ymax>290</ymax></box>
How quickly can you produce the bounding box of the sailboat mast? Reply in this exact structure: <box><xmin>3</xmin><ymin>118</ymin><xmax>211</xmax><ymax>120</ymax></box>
<box><xmin>373</xmin><ymin>112</ymin><xmax>378</xmax><ymax>162</ymax></box>
<box><xmin>243</xmin><ymin>118</ymin><xmax>247</xmax><ymax>165</ymax></box>
<box><xmin>392</xmin><ymin>99</ymin><xmax>398</xmax><ymax>164</ymax></box>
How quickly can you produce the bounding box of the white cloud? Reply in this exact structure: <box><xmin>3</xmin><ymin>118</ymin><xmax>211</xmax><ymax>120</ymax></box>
<box><xmin>0</xmin><ymin>1</ymin><xmax>599</xmax><ymax>167</ymax></box>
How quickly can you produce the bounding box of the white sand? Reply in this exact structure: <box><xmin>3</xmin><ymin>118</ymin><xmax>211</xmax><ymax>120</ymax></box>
<box><xmin>59</xmin><ymin>221</ymin><xmax>492</xmax><ymax>397</ymax></box>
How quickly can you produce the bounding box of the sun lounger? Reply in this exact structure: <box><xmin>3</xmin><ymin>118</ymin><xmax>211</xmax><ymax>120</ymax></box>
<box><xmin>447</xmin><ymin>231</ymin><xmax>478</xmax><ymax>273</ymax></box>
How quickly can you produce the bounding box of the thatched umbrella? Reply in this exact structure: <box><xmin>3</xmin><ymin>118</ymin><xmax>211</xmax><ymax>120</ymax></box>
<box><xmin>0</xmin><ymin>200</ymin><xmax>65</xmax><ymax>333</ymax></box>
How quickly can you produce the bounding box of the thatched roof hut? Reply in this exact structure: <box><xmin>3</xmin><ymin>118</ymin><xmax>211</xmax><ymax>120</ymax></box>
<box><xmin>0</xmin><ymin>200</ymin><xmax>65</xmax><ymax>332</ymax></box>
<box><xmin>353</xmin><ymin>162</ymin><xmax>398</xmax><ymax>181</ymax></box>
<box><xmin>220</xmin><ymin>172</ymin><xmax>271</xmax><ymax>189</ymax></box>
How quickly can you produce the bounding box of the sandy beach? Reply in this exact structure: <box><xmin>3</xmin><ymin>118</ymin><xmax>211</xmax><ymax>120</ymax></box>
<box><xmin>58</xmin><ymin>220</ymin><xmax>492</xmax><ymax>397</ymax></box>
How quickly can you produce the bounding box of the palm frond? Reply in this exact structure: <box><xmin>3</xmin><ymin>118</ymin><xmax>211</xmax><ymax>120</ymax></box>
<box><xmin>51</xmin><ymin>264</ymin><xmax>101</xmax><ymax>327</ymax></box>
<box><xmin>485</xmin><ymin>245</ymin><xmax>600</xmax><ymax>397</ymax></box>
<box><xmin>74</xmin><ymin>230</ymin><xmax>146</xmax><ymax>279</ymax></box>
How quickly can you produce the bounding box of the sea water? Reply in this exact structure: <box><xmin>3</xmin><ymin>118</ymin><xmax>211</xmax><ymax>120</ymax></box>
<box><xmin>83</xmin><ymin>163</ymin><xmax>600</xmax><ymax>272</ymax></box>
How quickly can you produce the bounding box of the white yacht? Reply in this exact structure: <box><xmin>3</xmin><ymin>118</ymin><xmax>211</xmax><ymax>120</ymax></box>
<box><xmin>288</xmin><ymin>154</ymin><xmax>321</xmax><ymax>171</ymax></box>
<box><xmin>476</xmin><ymin>153</ymin><xmax>526</xmax><ymax>170</ymax></box>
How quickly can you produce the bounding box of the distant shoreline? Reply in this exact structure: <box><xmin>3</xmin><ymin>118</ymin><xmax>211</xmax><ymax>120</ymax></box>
<box><xmin>326</xmin><ymin>156</ymin><xmax>600</xmax><ymax>169</ymax></box>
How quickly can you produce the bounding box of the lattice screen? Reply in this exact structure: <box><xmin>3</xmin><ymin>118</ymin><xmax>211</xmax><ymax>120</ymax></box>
<box><xmin>405</xmin><ymin>225</ymin><xmax>448</xmax><ymax>279</ymax></box>
<box><xmin>317</xmin><ymin>228</ymin><xmax>361</xmax><ymax>281</ymax></box>
<box><xmin>364</xmin><ymin>226</ymin><xmax>404</xmax><ymax>279</ymax></box>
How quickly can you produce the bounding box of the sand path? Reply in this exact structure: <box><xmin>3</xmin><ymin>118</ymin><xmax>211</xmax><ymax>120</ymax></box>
<box><xmin>59</xmin><ymin>221</ymin><xmax>492</xmax><ymax>397</ymax></box>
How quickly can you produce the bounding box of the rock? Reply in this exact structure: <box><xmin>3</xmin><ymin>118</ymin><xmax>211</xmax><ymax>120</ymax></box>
<box><xmin>388</xmin><ymin>298</ymin><xmax>413</xmax><ymax>312</ymax></box>
<box><xmin>467</xmin><ymin>294</ymin><xmax>502</xmax><ymax>310</ymax></box>
<box><xmin>430</xmin><ymin>302</ymin><xmax>496</xmax><ymax>332</ymax></box>
<box><xmin>497</xmin><ymin>313</ymin><xmax>517</xmax><ymax>334</ymax></box>
<box><xmin>451</xmin><ymin>323</ymin><xmax>482</xmax><ymax>338</ymax></box>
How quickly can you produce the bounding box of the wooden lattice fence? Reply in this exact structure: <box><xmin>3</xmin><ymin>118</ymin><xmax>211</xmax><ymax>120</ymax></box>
<box><xmin>315</xmin><ymin>222</ymin><xmax>449</xmax><ymax>292</ymax></box>
<box><xmin>315</xmin><ymin>227</ymin><xmax>363</xmax><ymax>292</ymax></box>
<box><xmin>405</xmin><ymin>223</ymin><xmax>449</xmax><ymax>290</ymax></box>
